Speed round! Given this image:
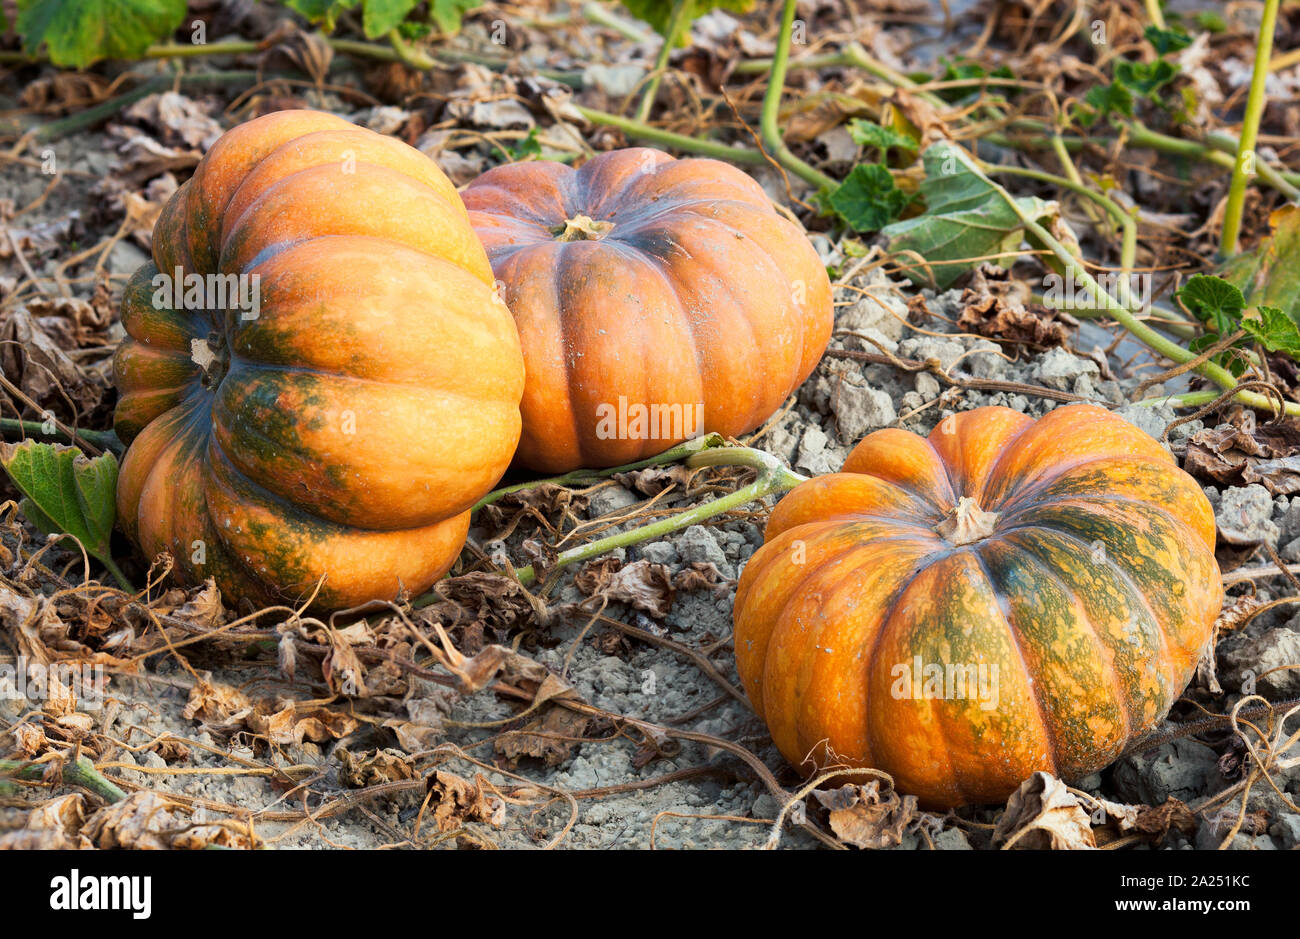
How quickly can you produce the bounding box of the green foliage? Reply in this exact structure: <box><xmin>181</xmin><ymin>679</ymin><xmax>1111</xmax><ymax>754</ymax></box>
<box><xmin>363</xmin><ymin>0</ymin><xmax>419</xmax><ymax>37</ymax></box>
<box><xmin>1144</xmin><ymin>25</ymin><xmax>1192</xmax><ymax>55</ymax></box>
<box><xmin>0</xmin><ymin>440</ymin><xmax>124</xmax><ymax>585</ymax></box>
<box><xmin>283</xmin><ymin>0</ymin><xmax>360</xmax><ymax>32</ymax></box>
<box><xmin>284</xmin><ymin>0</ymin><xmax>479</xmax><ymax>38</ymax></box>
<box><xmin>16</xmin><ymin>0</ymin><xmax>185</xmax><ymax>68</ymax></box>
<box><xmin>932</xmin><ymin>57</ymin><xmax>1016</xmax><ymax>103</ymax></box>
<box><xmin>429</xmin><ymin>0</ymin><xmax>483</xmax><ymax>34</ymax></box>
<box><xmin>846</xmin><ymin>119</ymin><xmax>916</xmax><ymax>160</ymax></box>
<box><xmin>881</xmin><ymin>141</ymin><xmax>1063</xmax><ymax>288</ymax></box>
<box><xmin>827</xmin><ymin>163</ymin><xmax>910</xmax><ymax>233</ymax></box>
<box><xmin>1178</xmin><ymin>274</ymin><xmax>1300</xmax><ymax>368</ymax></box>
<box><xmin>1192</xmin><ymin>11</ymin><xmax>1226</xmax><ymax>33</ymax></box>
<box><xmin>1218</xmin><ymin>206</ymin><xmax>1300</xmax><ymax>322</ymax></box>
<box><xmin>1179</xmin><ymin>273</ymin><xmax>1245</xmax><ymax>335</ymax></box>
<box><xmin>620</xmin><ymin>0</ymin><xmax>755</xmax><ymax>39</ymax></box>
<box><xmin>1241</xmin><ymin>305</ymin><xmax>1300</xmax><ymax>357</ymax></box>
<box><xmin>1076</xmin><ymin>83</ymin><xmax>1134</xmax><ymax>126</ymax></box>
<box><xmin>1113</xmin><ymin>58</ymin><xmax>1179</xmax><ymax>99</ymax></box>
<box><xmin>509</xmin><ymin>126</ymin><xmax>543</xmax><ymax>161</ymax></box>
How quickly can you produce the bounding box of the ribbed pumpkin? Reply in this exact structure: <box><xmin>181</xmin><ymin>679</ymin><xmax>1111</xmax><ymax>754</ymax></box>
<box><xmin>113</xmin><ymin>109</ymin><xmax>524</xmax><ymax>610</ymax></box>
<box><xmin>733</xmin><ymin>404</ymin><xmax>1222</xmax><ymax>808</ymax></box>
<box><xmin>462</xmin><ymin>147</ymin><xmax>833</xmax><ymax>473</ymax></box>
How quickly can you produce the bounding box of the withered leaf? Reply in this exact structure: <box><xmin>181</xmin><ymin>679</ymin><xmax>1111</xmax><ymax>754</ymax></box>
<box><xmin>1183</xmin><ymin>408</ymin><xmax>1300</xmax><ymax>496</ymax></box>
<box><xmin>495</xmin><ymin>702</ymin><xmax>591</xmax><ymax>767</ymax></box>
<box><xmin>427</xmin><ymin>770</ymin><xmax>505</xmax><ymax>832</ymax></box>
<box><xmin>245</xmin><ymin>699</ymin><xmax>359</xmax><ymax>746</ymax></box>
<box><xmin>957</xmin><ymin>264</ymin><xmax>1074</xmax><ymax>349</ymax></box>
<box><xmin>0</xmin><ymin>794</ymin><xmax>89</xmax><ymax>850</ymax></box>
<box><xmin>813</xmin><ymin>780</ymin><xmax>918</xmax><ymax>849</ymax></box>
<box><xmin>993</xmin><ymin>772</ymin><xmax>1096</xmax><ymax>850</ymax></box>
<box><xmin>81</xmin><ymin>792</ymin><xmax>182</xmax><ymax>850</ymax></box>
<box><xmin>1133</xmin><ymin>798</ymin><xmax>1200</xmax><ymax>839</ymax></box>
<box><xmin>574</xmin><ymin>558</ymin><xmax>675</xmax><ymax>618</ymax></box>
<box><xmin>337</xmin><ymin>748</ymin><xmax>417</xmax><ymax>788</ymax></box>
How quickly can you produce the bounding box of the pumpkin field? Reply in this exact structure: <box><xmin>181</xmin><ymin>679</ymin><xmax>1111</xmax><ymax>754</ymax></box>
<box><xmin>1</xmin><ymin>0</ymin><xmax>1300</xmax><ymax>858</ymax></box>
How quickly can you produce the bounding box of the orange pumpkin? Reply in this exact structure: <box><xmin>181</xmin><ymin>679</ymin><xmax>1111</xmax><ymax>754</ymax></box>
<box><xmin>113</xmin><ymin>110</ymin><xmax>524</xmax><ymax>610</ymax></box>
<box><xmin>733</xmin><ymin>404</ymin><xmax>1222</xmax><ymax>808</ymax></box>
<box><xmin>462</xmin><ymin>147</ymin><xmax>834</xmax><ymax>473</ymax></box>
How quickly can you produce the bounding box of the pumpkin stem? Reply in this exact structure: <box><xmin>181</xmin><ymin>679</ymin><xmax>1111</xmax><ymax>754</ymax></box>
<box><xmin>936</xmin><ymin>496</ymin><xmax>999</xmax><ymax>546</ymax></box>
<box><xmin>553</xmin><ymin>214</ymin><xmax>614</xmax><ymax>242</ymax></box>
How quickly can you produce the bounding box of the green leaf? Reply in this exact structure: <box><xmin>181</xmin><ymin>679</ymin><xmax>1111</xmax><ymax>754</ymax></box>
<box><xmin>509</xmin><ymin>126</ymin><xmax>543</xmax><ymax>161</ymax></box>
<box><xmin>283</xmin><ymin>0</ymin><xmax>360</xmax><ymax>32</ymax></box>
<box><xmin>429</xmin><ymin>0</ymin><xmax>483</xmax><ymax>34</ymax></box>
<box><xmin>881</xmin><ymin>141</ymin><xmax>1064</xmax><ymax>288</ymax></box>
<box><xmin>1193</xmin><ymin>11</ymin><xmax>1226</xmax><ymax>33</ymax></box>
<box><xmin>620</xmin><ymin>0</ymin><xmax>755</xmax><ymax>39</ymax></box>
<box><xmin>1241</xmin><ymin>305</ymin><xmax>1300</xmax><ymax>357</ymax></box>
<box><xmin>846</xmin><ymin>119</ymin><xmax>916</xmax><ymax>157</ymax></box>
<box><xmin>0</xmin><ymin>440</ymin><xmax>120</xmax><ymax>578</ymax></box>
<box><xmin>362</xmin><ymin>0</ymin><xmax>419</xmax><ymax>38</ymax></box>
<box><xmin>1177</xmin><ymin>273</ymin><xmax>1245</xmax><ymax>334</ymax></box>
<box><xmin>1144</xmin><ymin>25</ymin><xmax>1192</xmax><ymax>55</ymax></box>
<box><xmin>827</xmin><ymin>163</ymin><xmax>909</xmax><ymax>233</ymax></box>
<box><xmin>16</xmin><ymin>0</ymin><xmax>186</xmax><ymax>68</ymax></box>
<box><xmin>1075</xmin><ymin>82</ymin><xmax>1134</xmax><ymax>127</ymax></box>
<box><xmin>1113</xmin><ymin>57</ymin><xmax>1179</xmax><ymax>99</ymax></box>
<box><xmin>1218</xmin><ymin>205</ymin><xmax>1300</xmax><ymax>322</ymax></box>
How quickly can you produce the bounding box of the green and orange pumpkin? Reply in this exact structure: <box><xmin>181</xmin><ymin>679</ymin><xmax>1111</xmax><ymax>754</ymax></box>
<box><xmin>113</xmin><ymin>109</ymin><xmax>524</xmax><ymax>610</ymax></box>
<box><xmin>733</xmin><ymin>404</ymin><xmax>1223</xmax><ymax>808</ymax></box>
<box><xmin>462</xmin><ymin>147</ymin><xmax>834</xmax><ymax>473</ymax></box>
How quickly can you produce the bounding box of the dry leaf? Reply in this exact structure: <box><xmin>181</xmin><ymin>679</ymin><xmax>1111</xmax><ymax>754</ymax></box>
<box><xmin>0</xmin><ymin>794</ymin><xmax>90</xmax><ymax>850</ymax></box>
<box><xmin>245</xmin><ymin>699</ymin><xmax>359</xmax><ymax>746</ymax></box>
<box><xmin>957</xmin><ymin>264</ymin><xmax>1074</xmax><ymax>349</ymax></box>
<box><xmin>573</xmin><ymin>558</ymin><xmax>676</xmax><ymax>618</ymax></box>
<box><xmin>82</xmin><ymin>792</ymin><xmax>183</xmax><ymax>850</ymax></box>
<box><xmin>427</xmin><ymin>770</ymin><xmax>505</xmax><ymax>832</ymax></box>
<box><xmin>993</xmin><ymin>772</ymin><xmax>1096</xmax><ymax>849</ymax></box>
<box><xmin>337</xmin><ymin>748</ymin><xmax>417</xmax><ymax>788</ymax></box>
<box><xmin>813</xmin><ymin>780</ymin><xmax>918</xmax><ymax>849</ymax></box>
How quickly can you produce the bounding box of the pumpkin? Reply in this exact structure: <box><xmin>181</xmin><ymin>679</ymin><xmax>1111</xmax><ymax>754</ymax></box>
<box><xmin>113</xmin><ymin>109</ymin><xmax>525</xmax><ymax>610</ymax></box>
<box><xmin>733</xmin><ymin>404</ymin><xmax>1222</xmax><ymax>808</ymax></box>
<box><xmin>461</xmin><ymin>147</ymin><xmax>834</xmax><ymax>473</ymax></box>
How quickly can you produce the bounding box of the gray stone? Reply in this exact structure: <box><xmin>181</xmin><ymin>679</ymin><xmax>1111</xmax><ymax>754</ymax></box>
<box><xmin>677</xmin><ymin>525</ymin><xmax>731</xmax><ymax>575</ymax></box>
<box><xmin>640</xmin><ymin>541</ymin><xmax>678</xmax><ymax>566</ymax></box>
<box><xmin>1221</xmin><ymin>627</ymin><xmax>1300</xmax><ymax>696</ymax></box>
<box><xmin>106</xmin><ymin>240</ymin><xmax>150</xmax><ymax>276</ymax></box>
<box><xmin>1031</xmin><ymin>347</ymin><xmax>1099</xmax><ymax>391</ymax></box>
<box><xmin>1216</xmin><ymin>484</ymin><xmax>1280</xmax><ymax>547</ymax></box>
<box><xmin>589</xmin><ymin>484</ymin><xmax>639</xmax><ymax>517</ymax></box>
<box><xmin>1112</xmin><ymin>739</ymin><xmax>1222</xmax><ymax>805</ymax></box>
<box><xmin>1270</xmin><ymin>813</ymin><xmax>1300</xmax><ymax>848</ymax></box>
<box><xmin>833</xmin><ymin>376</ymin><xmax>897</xmax><ymax>442</ymax></box>
<box><xmin>1114</xmin><ymin>403</ymin><xmax>1176</xmax><ymax>446</ymax></box>
<box><xmin>795</xmin><ymin>425</ymin><xmax>839</xmax><ymax>476</ymax></box>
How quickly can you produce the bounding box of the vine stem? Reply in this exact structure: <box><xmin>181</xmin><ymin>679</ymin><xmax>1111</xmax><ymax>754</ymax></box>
<box><xmin>0</xmin><ymin>755</ymin><xmax>127</xmax><ymax>803</ymax></box>
<box><xmin>956</xmin><ymin>143</ymin><xmax>1300</xmax><ymax>417</ymax></box>
<box><xmin>511</xmin><ymin>446</ymin><xmax>807</xmax><ymax>587</ymax></box>
<box><xmin>1144</xmin><ymin>0</ymin><xmax>1167</xmax><ymax>29</ymax></box>
<box><xmin>574</xmin><ymin>104</ymin><xmax>768</xmax><ymax>164</ymax></box>
<box><xmin>474</xmin><ymin>433</ymin><xmax>731</xmax><ymax>511</ymax></box>
<box><xmin>634</xmin><ymin>0</ymin><xmax>693</xmax><ymax>123</ymax></box>
<box><xmin>0</xmin><ymin>418</ymin><xmax>122</xmax><ymax>455</ymax></box>
<box><xmin>760</xmin><ymin>0</ymin><xmax>838</xmax><ymax>192</ymax></box>
<box><xmin>1220</xmin><ymin>0</ymin><xmax>1282</xmax><ymax>257</ymax></box>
